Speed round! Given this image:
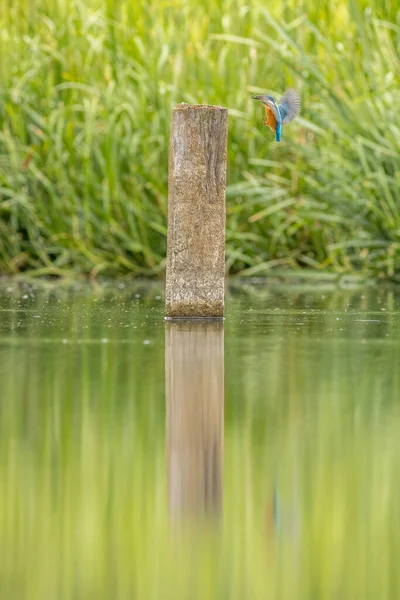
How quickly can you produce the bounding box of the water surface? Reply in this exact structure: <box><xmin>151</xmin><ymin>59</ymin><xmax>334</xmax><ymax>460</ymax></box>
<box><xmin>1</xmin><ymin>280</ymin><xmax>400</xmax><ymax>599</ymax></box>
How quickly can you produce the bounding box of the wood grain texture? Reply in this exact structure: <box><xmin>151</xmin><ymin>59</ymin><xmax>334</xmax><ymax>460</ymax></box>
<box><xmin>165</xmin><ymin>104</ymin><xmax>228</xmax><ymax>318</ymax></box>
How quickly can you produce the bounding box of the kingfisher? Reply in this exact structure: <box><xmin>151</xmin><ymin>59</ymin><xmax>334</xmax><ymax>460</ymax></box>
<box><xmin>252</xmin><ymin>88</ymin><xmax>300</xmax><ymax>142</ymax></box>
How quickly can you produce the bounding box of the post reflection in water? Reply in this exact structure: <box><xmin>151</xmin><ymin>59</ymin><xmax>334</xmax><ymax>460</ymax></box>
<box><xmin>165</xmin><ymin>320</ymin><xmax>224</xmax><ymax>521</ymax></box>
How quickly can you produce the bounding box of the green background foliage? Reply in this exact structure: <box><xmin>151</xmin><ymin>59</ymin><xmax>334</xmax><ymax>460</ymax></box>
<box><xmin>1</xmin><ymin>0</ymin><xmax>400</xmax><ymax>278</ymax></box>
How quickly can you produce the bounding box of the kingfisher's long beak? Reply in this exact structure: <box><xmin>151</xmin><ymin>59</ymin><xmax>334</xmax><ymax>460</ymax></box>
<box><xmin>252</xmin><ymin>94</ymin><xmax>262</xmax><ymax>100</ymax></box>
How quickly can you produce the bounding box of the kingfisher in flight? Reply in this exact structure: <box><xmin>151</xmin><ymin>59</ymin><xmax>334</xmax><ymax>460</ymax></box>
<box><xmin>252</xmin><ymin>88</ymin><xmax>300</xmax><ymax>142</ymax></box>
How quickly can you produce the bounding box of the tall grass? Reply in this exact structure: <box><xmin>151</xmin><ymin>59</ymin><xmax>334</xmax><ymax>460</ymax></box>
<box><xmin>1</xmin><ymin>0</ymin><xmax>400</xmax><ymax>278</ymax></box>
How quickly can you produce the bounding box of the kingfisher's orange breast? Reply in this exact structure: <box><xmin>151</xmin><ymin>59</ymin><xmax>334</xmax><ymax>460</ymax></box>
<box><xmin>264</xmin><ymin>106</ymin><xmax>277</xmax><ymax>134</ymax></box>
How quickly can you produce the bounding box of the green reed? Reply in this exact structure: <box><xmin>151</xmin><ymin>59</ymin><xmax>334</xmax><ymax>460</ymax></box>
<box><xmin>1</xmin><ymin>0</ymin><xmax>400</xmax><ymax>278</ymax></box>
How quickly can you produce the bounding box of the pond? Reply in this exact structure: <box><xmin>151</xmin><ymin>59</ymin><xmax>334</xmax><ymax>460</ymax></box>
<box><xmin>1</xmin><ymin>279</ymin><xmax>400</xmax><ymax>599</ymax></box>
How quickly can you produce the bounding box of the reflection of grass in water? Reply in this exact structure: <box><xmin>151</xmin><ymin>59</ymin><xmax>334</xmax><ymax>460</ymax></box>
<box><xmin>224</xmin><ymin>329</ymin><xmax>400</xmax><ymax>599</ymax></box>
<box><xmin>2</xmin><ymin>378</ymin><xmax>400</xmax><ymax>598</ymax></box>
<box><xmin>1</xmin><ymin>284</ymin><xmax>400</xmax><ymax>597</ymax></box>
<box><xmin>0</xmin><ymin>285</ymin><xmax>167</xmax><ymax>598</ymax></box>
<box><xmin>1</xmin><ymin>1</ymin><xmax>400</xmax><ymax>277</ymax></box>
<box><xmin>225</xmin><ymin>418</ymin><xmax>400</xmax><ymax>599</ymax></box>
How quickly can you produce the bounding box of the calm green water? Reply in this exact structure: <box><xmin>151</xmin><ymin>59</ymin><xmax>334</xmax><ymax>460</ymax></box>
<box><xmin>1</xmin><ymin>280</ymin><xmax>400</xmax><ymax>599</ymax></box>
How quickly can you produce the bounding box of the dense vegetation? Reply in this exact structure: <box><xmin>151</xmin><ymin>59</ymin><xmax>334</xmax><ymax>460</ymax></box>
<box><xmin>1</xmin><ymin>0</ymin><xmax>400</xmax><ymax>278</ymax></box>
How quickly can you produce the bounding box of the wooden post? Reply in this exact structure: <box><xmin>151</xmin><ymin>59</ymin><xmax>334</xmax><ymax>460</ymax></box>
<box><xmin>165</xmin><ymin>104</ymin><xmax>228</xmax><ymax>319</ymax></box>
<box><xmin>165</xmin><ymin>320</ymin><xmax>224</xmax><ymax>519</ymax></box>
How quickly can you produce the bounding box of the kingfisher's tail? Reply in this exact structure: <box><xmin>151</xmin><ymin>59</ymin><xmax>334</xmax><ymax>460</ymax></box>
<box><xmin>275</xmin><ymin>123</ymin><xmax>282</xmax><ymax>142</ymax></box>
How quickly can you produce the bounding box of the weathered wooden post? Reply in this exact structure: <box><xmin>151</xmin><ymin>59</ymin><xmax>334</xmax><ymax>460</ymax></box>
<box><xmin>165</xmin><ymin>104</ymin><xmax>228</xmax><ymax>319</ymax></box>
<box><xmin>166</xmin><ymin>320</ymin><xmax>224</xmax><ymax>519</ymax></box>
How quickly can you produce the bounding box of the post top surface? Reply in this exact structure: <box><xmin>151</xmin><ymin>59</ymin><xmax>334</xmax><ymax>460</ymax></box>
<box><xmin>174</xmin><ymin>103</ymin><xmax>227</xmax><ymax>112</ymax></box>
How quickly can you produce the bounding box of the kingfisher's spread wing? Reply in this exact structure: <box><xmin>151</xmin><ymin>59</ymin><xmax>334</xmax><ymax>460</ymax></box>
<box><xmin>279</xmin><ymin>89</ymin><xmax>300</xmax><ymax>124</ymax></box>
